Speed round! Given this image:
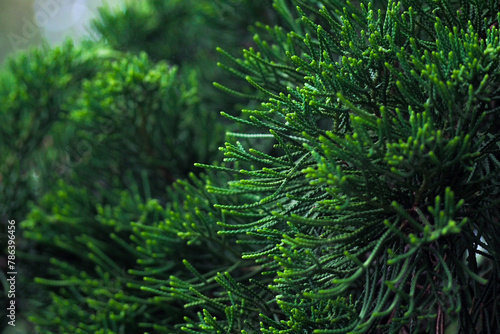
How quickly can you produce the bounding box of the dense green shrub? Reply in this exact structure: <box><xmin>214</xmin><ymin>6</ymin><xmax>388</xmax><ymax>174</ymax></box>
<box><xmin>2</xmin><ymin>0</ymin><xmax>500</xmax><ymax>333</ymax></box>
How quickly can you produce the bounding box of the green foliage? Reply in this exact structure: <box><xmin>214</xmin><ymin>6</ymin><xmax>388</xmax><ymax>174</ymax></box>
<box><xmin>0</xmin><ymin>41</ymin><xmax>110</xmax><ymax>219</ymax></box>
<box><xmin>92</xmin><ymin>0</ymin><xmax>278</xmax><ymax>115</ymax></box>
<box><xmin>67</xmin><ymin>51</ymin><xmax>221</xmax><ymax>190</ymax></box>
<box><xmin>1</xmin><ymin>0</ymin><xmax>280</xmax><ymax>332</ymax></box>
<box><xmin>92</xmin><ymin>0</ymin><xmax>274</xmax><ymax>64</ymax></box>
<box><xmin>22</xmin><ymin>179</ymin><xmax>151</xmax><ymax>333</ymax></box>
<box><xmin>0</xmin><ymin>42</ymin><xmax>220</xmax><ymax>219</ymax></box>
<box><xmin>22</xmin><ymin>168</ymin><xmax>269</xmax><ymax>333</ymax></box>
<box><xmin>200</xmin><ymin>0</ymin><xmax>500</xmax><ymax>332</ymax></box>
<box><xmin>3</xmin><ymin>0</ymin><xmax>500</xmax><ymax>333</ymax></box>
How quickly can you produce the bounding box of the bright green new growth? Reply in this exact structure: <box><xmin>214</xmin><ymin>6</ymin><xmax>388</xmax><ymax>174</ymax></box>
<box><xmin>2</xmin><ymin>0</ymin><xmax>500</xmax><ymax>333</ymax></box>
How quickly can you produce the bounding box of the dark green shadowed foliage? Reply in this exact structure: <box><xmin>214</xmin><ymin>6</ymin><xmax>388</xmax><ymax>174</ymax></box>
<box><xmin>2</xmin><ymin>0</ymin><xmax>499</xmax><ymax>333</ymax></box>
<box><xmin>92</xmin><ymin>0</ymin><xmax>280</xmax><ymax>116</ymax></box>
<box><xmin>21</xmin><ymin>171</ymin><xmax>255</xmax><ymax>333</ymax></box>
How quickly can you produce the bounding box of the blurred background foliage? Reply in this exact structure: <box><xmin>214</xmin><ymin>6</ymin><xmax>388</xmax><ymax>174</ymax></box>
<box><xmin>0</xmin><ymin>0</ymin><xmax>281</xmax><ymax>332</ymax></box>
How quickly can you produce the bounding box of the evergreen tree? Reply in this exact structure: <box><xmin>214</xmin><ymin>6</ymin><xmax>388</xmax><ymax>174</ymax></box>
<box><xmin>1</xmin><ymin>0</ymin><xmax>499</xmax><ymax>333</ymax></box>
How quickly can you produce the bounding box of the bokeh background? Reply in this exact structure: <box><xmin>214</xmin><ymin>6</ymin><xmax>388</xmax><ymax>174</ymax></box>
<box><xmin>0</xmin><ymin>0</ymin><xmax>122</xmax><ymax>65</ymax></box>
<box><xmin>1</xmin><ymin>1</ymin><xmax>273</xmax><ymax>333</ymax></box>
